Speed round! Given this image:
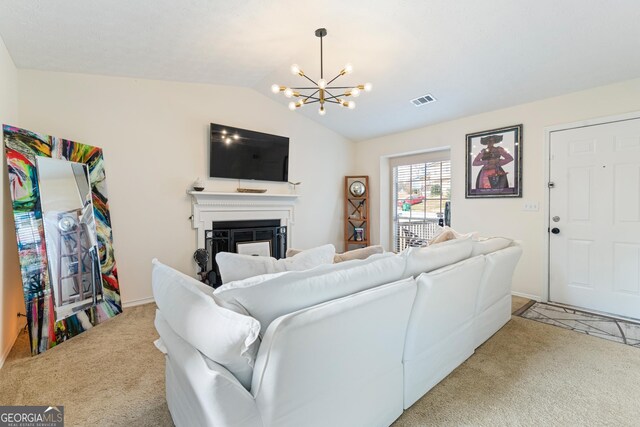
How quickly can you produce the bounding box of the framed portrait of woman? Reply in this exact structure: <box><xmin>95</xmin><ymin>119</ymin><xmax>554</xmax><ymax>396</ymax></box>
<box><xmin>465</xmin><ymin>124</ymin><xmax>523</xmax><ymax>198</ymax></box>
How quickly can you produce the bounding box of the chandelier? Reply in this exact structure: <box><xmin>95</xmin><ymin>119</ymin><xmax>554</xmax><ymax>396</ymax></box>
<box><xmin>271</xmin><ymin>28</ymin><xmax>372</xmax><ymax>116</ymax></box>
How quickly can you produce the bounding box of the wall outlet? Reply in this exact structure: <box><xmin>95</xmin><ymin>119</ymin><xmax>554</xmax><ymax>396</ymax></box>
<box><xmin>522</xmin><ymin>201</ymin><xmax>539</xmax><ymax>212</ymax></box>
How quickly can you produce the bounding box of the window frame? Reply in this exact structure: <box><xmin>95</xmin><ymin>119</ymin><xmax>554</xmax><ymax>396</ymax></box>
<box><xmin>390</xmin><ymin>151</ymin><xmax>451</xmax><ymax>252</ymax></box>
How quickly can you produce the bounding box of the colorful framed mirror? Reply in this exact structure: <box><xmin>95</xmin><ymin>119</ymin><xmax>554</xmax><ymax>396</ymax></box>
<box><xmin>3</xmin><ymin>125</ymin><xmax>121</xmax><ymax>355</ymax></box>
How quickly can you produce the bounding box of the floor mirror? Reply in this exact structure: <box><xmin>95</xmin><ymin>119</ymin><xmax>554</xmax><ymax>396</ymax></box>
<box><xmin>3</xmin><ymin>125</ymin><xmax>121</xmax><ymax>355</ymax></box>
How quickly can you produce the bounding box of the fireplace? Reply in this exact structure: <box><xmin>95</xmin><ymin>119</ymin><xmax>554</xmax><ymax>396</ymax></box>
<box><xmin>203</xmin><ymin>219</ymin><xmax>287</xmax><ymax>287</ymax></box>
<box><xmin>188</xmin><ymin>190</ymin><xmax>299</xmax><ymax>287</ymax></box>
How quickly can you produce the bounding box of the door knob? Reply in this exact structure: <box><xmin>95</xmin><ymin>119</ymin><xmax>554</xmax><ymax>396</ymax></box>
<box><xmin>551</xmin><ymin>227</ymin><xmax>560</xmax><ymax>234</ymax></box>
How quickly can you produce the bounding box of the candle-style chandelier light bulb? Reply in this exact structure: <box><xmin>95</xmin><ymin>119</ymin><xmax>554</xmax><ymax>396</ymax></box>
<box><xmin>290</xmin><ymin>64</ymin><xmax>301</xmax><ymax>75</ymax></box>
<box><xmin>342</xmin><ymin>63</ymin><xmax>353</xmax><ymax>75</ymax></box>
<box><xmin>271</xmin><ymin>28</ymin><xmax>371</xmax><ymax>116</ymax></box>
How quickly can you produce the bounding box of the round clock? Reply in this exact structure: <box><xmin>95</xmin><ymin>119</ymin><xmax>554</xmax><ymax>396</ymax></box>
<box><xmin>349</xmin><ymin>180</ymin><xmax>366</xmax><ymax>197</ymax></box>
<box><xmin>58</xmin><ymin>215</ymin><xmax>78</xmax><ymax>232</ymax></box>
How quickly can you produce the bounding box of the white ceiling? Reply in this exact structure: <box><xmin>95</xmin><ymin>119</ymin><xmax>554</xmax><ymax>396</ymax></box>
<box><xmin>1</xmin><ymin>0</ymin><xmax>640</xmax><ymax>141</ymax></box>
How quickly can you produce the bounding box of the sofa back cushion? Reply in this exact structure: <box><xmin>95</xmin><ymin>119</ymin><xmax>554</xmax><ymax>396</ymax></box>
<box><xmin>251</xmin><ymin>277</ymin><xmax>416</xmax><ymax>427</ymax></box>
<box><xmin>216</xmin><ymin>244</ymin><xmax>335</xmax><ymax>283</ymax></box>
<box><xmin>475</xmin><ymin>243</ymin><xmax>523</xmax><ymax>314</ymax></box>
<box><xmin>151</xmin><ymin>259</ymin><xmax>260</xmax><ymax>390</ymax></box>
<box><xmin>402</xmin><ymin>237</ymin><xmax>473</xmax><ymax>278</ymax></box>
<box><xmin>214</xmin><ymin>253</ymin><xmax>405</xmax><ymax>335</ymax></box>
<box><xmin>215</xmin><ymin>271</ymin><xmax>289</xmax><ymax>293</ymax></box>
<box><xmin>402</xmin><ymin>256</ymin><xmax>485</xmax><ymax>407</ymax></box>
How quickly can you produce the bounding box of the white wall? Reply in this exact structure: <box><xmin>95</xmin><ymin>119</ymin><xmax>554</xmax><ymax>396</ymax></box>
<box><xmin>0</xmin><ymin>34</ymin><xmax>24</xmax><ymax>368</ymax></box>
<box><xmin>17</xmin><ymin>70</ymin><xmax>354</xmax><ymax>306</ymax></box>
<box><xmin>355</xmin><ymin>78</ymin><xmax>640</xmax><ymax>300</ymax></box>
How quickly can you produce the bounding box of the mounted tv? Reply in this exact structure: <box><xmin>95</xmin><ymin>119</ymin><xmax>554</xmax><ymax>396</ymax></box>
<box><xmin>209</xmin><ymin>123</ymin><xmax>289</xmax><ymax>182</ymax></box>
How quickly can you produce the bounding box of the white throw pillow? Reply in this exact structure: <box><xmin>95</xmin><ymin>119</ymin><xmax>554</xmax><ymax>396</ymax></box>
<box><xmin>214</xmin><ymin>253</ymin><xmax>404</xmax><ymax>335</ymax></box>
<box><xmin>216</xmin><ymin>244</ymin><xmax>335</xmax><ymax>283</ymax></box>
<box><xmin>471</xmin><ymin>237</ymin><xmax>513</xmax><ymax>257</ymax></box>
<box><xmin>151</xmin><ymin>259</ymin><xmax>260</xmax><ymax>390</ymax></box>
<box><xmin>402</xmin><ymin>237</ymin><xmax>473</xmax><ymax>278</ymax></box>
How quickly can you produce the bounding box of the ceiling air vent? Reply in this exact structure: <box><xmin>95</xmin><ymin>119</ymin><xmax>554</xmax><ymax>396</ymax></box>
<box><xmin>410</xmin><ymin>94</ymin><xmax>437</xmax><ymax>107</ymax></box>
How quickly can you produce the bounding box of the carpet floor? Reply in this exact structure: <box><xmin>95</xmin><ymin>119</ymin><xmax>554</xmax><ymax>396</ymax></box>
<box><xmin>1</xmin><ymin>298</ymin><xmax>639</xmax><ymax>426</ymax></box>
<box><xmin>0</xmin><ymin>304</ymin><xmax>172</xmax><ymax>426</ymax></box>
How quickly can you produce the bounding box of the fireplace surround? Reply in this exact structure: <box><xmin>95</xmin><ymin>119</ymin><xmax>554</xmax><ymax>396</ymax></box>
<box><xmin>188</xmin><ymin>190</ymin><xmax>299</xmax><ymax>285</ymax></box>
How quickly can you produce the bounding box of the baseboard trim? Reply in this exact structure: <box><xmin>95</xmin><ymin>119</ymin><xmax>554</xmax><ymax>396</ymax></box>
<box><xmin>511</xmin><ymin>291</ymin><xmax>541</xmax><ymax>301</ymax></box>
<box><xmin>0</xmin><ymin>320</ymin><xmax>27</xmax><ymax>370</ymax></box>
<box><xmin>122</xmin><ymin>296</ymin><xmax>155</xmax><ymax>308</ymax></box>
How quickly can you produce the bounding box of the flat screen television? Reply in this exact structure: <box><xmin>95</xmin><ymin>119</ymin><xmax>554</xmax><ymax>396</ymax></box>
<box><xmin>209</xmin><ymin>123</ymin><xmax>289</xmax><ymax>182</ymax></box>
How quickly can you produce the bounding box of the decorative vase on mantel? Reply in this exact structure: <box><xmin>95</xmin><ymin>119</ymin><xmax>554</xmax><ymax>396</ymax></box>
<box><xmin>193</xmin><ymin>178</ymin><xmax>205</xmax><ymax>192</ymax></box>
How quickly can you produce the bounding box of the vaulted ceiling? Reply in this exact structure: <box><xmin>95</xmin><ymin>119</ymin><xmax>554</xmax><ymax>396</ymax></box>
<box><xmin>1</xmin><ymin>0</ymin><xmax>640</xmax><ymax>141</ymax></box>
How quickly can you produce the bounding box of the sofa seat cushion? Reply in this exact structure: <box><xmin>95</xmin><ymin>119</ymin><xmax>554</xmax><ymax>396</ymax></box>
<box><xmin>216</xmin><ymin>244</ymin><xmax>335</xmax><ymax>283</ymax></box>
<box><xmin>151</xmin><ymin>259</ymin><xmax>260</xmax><ymax>390</ymax></box>
<box><xmin>214</xmin><ymin>253</ymin><xmax>405</xmax><ymax>335</ymax></box>
<box><xmin>402</xmin><ymin>237</ymin><xmax>473</xmax><ymax>278</ymax></box>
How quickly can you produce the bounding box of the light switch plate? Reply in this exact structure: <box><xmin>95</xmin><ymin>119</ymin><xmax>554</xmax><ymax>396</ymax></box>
<box><xmin>523</xmin><ymin>201</ymin><xmax>539</xmax><ymax>212</ymax></box>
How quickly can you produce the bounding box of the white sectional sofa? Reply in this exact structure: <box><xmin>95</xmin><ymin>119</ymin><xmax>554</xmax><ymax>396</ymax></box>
<box><xmin>152</xmin><ymin>237</ymin><xmax>522</xmax><ymax>427</ymax></box>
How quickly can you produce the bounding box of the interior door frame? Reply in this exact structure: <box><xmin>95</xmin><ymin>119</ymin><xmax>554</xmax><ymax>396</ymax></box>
<box><xmin>543</xmin><ymin>110</ymin><xmax>640</xmax><ymax>303</ymax></box>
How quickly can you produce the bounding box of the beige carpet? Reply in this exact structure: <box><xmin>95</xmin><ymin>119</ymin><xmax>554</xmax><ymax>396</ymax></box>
<box><xmin>1</xmin><ymin>298</ymin><xmax>639</xmax><ymax>426</ymax></box>
<box><xmin>0</xmin><ymin>304</ymin><xmax>172</xmax><ymax>426</ymax></box>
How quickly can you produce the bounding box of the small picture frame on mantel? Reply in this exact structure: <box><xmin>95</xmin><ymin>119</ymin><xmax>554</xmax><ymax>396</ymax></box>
<box><xmin>236</xmin><ymin>240</ymin><xmax>272</xmax><ymax>257</ymax></box>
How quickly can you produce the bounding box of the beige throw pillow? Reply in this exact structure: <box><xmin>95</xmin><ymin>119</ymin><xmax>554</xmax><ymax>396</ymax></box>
<box><xmin>333</xmin><ymin>245</ymin><xmax>384</xmax><ymax>263</ymax></box>
<box><xmin>286</xmin><ymin>247</ymin><xmax>303</xmax><ymax>257</ymax></box>
<box><xmin>287</xmin><ymin>245</ymin><xmax>384</xmax><ymax>263</ymax></box>
<box><xmin>428</xmin><ymin>229</ymin><xmax>457</xmax><ymax>245</ymax></box>
<box><xmin>429</xmin><ymin>226</ymin><xmax>479</xmax><ymax>246</ymax></box>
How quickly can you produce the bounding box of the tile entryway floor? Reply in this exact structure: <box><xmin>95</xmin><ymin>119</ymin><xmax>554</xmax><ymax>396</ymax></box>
<box><xmin>519</xmin><ymin>302</ymin><xmax>640</xmax><ymax>348</ymax></box>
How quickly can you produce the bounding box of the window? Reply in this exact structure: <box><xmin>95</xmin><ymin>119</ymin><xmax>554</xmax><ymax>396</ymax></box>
<box><xmin>391</xmin><ymin>151</ymin><xmax>450</xmax><ymax>252</ymax></box>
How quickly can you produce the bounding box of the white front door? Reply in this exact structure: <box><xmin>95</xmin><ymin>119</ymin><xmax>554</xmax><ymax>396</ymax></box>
<box><xmin>549</xmin><ymin>117</ymin><xmax>640</xmax><ymax>319</ymax></box>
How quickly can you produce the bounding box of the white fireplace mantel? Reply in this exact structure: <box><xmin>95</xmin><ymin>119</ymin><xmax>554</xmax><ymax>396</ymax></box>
<box><xmin>187</xmin><ymin>190</ymin><xmax>300</xmax><ymax>249</ymax></box>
